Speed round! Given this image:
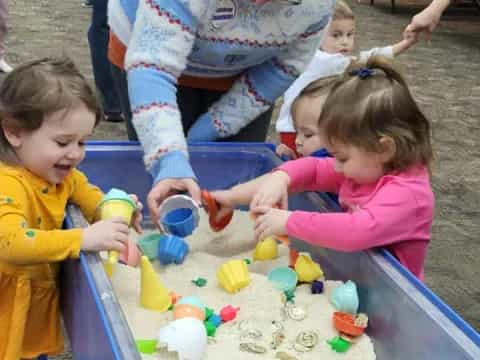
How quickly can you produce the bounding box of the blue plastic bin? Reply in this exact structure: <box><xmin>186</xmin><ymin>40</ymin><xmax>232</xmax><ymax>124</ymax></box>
<box><xmin>61</xmin><ymin>142</ymin><xmax>479</xmax><ymax>360</ymax></box>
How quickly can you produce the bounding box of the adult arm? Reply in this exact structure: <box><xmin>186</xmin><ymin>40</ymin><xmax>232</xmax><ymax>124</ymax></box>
<box><xmin>404</xmin><ymin>0</ymin><xmax>451</xmax><ymax>37</ymax></box>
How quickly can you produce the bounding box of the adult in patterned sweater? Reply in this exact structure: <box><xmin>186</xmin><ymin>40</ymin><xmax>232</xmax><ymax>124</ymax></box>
<box><xmin>107</xmin><ymin>0</ymin><xmax>335</xmax><ymax>221</ymax></box>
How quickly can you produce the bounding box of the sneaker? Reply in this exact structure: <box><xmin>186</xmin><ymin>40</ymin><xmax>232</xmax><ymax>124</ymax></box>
<box><xmin>82</xmin><ymin>0</ymin><xmax>93</xmax><ymax>7</ymax></box>
<box><xmin>104</xmin><ymin>112</ymin><xmax>124</xmax><ymax>123</ymax></box>
<box><xmin>0</xmin><ymin>58</ymin><xmax>13</xmax><ymax>73</ymax></box>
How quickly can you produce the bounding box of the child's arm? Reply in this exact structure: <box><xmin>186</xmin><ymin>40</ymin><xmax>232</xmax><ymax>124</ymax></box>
<box><xmin>285</xmin><ymin>181</ymin><xmax>433</xmax><ymax>251</ymax></box>
<box><xmin>392</xmin><ymin>30</ymin><xmax>419</xmax><ymax>56</ymax></box>
<box><xmin>277</xmin><ymin>157</ymin><xmax>344</xmax><ymax>194</ymax></box>
<box><xmin>0</xmin><ymin>177</ymin><xmax>130</xmax><ymax>265</ymax></box>
<box><xmin>68</xmin><ymin>169</ymin><xmax>104</xmax><ymax>223</ymax></box>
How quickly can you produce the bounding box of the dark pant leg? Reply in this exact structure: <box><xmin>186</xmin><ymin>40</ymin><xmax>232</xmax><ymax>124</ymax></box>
<box><xmin>110</xmin><ymin>63</ymin><xmax>136</xmax><ymax>140</ymax></box>
<box><xmin>177</xmin><ymin>86</ymin><xmax>272</xmax><ymax>142</ymax></box>
<box><xmin>87</xmin><ymin>0</ymin><xmax>121</xmax><ymax>115</ymax></box>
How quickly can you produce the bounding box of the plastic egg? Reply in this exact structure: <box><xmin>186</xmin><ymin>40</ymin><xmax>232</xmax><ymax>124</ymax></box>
<box><xmin>253</xmin><ymin>237</ymin><xmax>278</xmax><ymax>261</ymax></box>
<box><xmin>294</xmin><ymin>254</ymin><xmax>324</xmax><ymax>283</ymax></box>
<box><xmin>176</xmin><ymin>296</ymin><xmax>206</xmax><ymax>312</ymax></box>
<box><xmin>173</xmin><ymin>304</ymin><xmax>205</xmax><ymax>321</ymax></box>
<box><xmin>157</xmin><ymin>317</ymin><xmax>207</xmax><ymax>360</ymax></box>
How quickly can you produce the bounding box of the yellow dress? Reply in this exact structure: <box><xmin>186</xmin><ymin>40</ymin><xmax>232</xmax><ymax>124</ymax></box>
<box><xmin>0</xmin><ymin>163</ymin><xmax>103</xmax><ymax>359</ymax></box>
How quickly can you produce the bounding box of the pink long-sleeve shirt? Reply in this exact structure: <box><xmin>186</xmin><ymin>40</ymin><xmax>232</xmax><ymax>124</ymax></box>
<box><xmin>278</xmin><ymin>157</ymin><xmax>434</xmax><ymax>280</ymax></box>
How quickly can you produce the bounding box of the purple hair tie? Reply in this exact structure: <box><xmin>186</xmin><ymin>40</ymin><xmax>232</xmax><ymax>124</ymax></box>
<box><xmin>350</xmin><ymin>68</ymin><xmax>374</xmax><ymax>79</ymax></box>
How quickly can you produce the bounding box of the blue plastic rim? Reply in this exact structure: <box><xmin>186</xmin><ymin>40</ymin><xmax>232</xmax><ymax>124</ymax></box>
<box><xmin>268</xmin><ymin>266</ymin><xmax>298</xmax><ymax>292</ymax></box>
<box><xmin>162</xmin><ymin>208</ymin><xmax>195</xmax><ymax>237</ymax></box>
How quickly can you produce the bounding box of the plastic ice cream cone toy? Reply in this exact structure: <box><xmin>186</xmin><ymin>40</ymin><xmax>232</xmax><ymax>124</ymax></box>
<box><xmin>294</xmin><ymin>254</ymin><xmax>324</xmax><ymax>283</ymax></box>
<box><xmin>98</xmin><ymin>188</ymin><xmax>137</xmax><ymax>277</ymax></box>
<box><xmin>140</xmin><ymin>256</ymin><xmax>172</xmax><ymax>312</ymax></box>
<box><xmin>217</xmin><ymin>259</ymin><xmax>250</xmax><ymax>293</ymax></box>
<box><xmin>253</xmin><ymin>236</ymin><xmax>278</xmax><ymax>261</ymax></box>
<box><xmin>98</xmin><ymin>188</ymin><xmax>137</xmax><ymax>223</ymax></box>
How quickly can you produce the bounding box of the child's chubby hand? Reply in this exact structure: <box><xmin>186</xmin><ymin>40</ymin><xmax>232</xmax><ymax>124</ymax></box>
<box><xmin>253</xmin><ymin>206</ymin><xmax>291</xmax><ymax>242</ymax></box>
<box><xmin>276</xmin><ymin>144</ymin><xmax>298</xmax><ymax>160</ymax></box>
<box><xmin>209</xmin><ymin>190</ymin><xmax>236</xmax><ymax>224</ymax></box>
<box><xmin>250</xmin><ymin>171</ymin><xmax>290</xmax><ymax>211</ymax></box>
<box><xmin>129</xmin><ymin>194</ymin><xmax>143</xmax><ymax>234</ymax></box>
<box><xmin>81</xmin><ymin>217</ymin><xmax>130</xmax><ymax>253</ymax></box>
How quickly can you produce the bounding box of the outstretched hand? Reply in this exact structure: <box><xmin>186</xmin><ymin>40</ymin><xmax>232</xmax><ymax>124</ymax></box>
<box><xmin>147</xmin><ymin>178</ymin><xmax>201</xmax><ymax>225</ymax></box>
<box><xmin>249</xmin><ymin>171</ymin><xmax>290</xmax><ymax>211</ymax></box>
<box><xmin>253</xmin><ymin>206</ymin><xmax>291</xmax><ymax>242</ymax></box>
<box><xmin>404</xmin><ymin>0</ymin><xmax>449</xmax><ymax>40</ymax></box>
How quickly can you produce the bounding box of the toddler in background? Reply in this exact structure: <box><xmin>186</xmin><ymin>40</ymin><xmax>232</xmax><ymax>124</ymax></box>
<box><xmin>213</xmin><ymin>57</ymin><xmax>434</xmax><ymax>280</ymax></box>
<box><xmin>276</xmin><ymin>0</ymin><xmax>419</xmax><ymax>156</ymax></box>
<box><xmin>276</xmin><ymin>75</ymin><xmax>339</xmax><ymax>160</ymax></box>
<box><xmin>0</xmin><ymin>57</ymin><xmax>142</xmax><ymax>359</ymax></box>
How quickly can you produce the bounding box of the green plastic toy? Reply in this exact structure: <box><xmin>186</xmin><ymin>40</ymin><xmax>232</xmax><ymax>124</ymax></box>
<box><xmin>191</xmin><ymin>277</ymin><xmax>208</xmax><ymax>287</ymax></box>
<box><xmin>136</xmin><ymin>339</ymin><xmax>158</xmax><ymax>354</ymax></box>
<box><xmin>204</xmin><ymin>320</ymin><xmax>217</xmax><ymax>337</ymax></box>
<box><xmin>327</xmin><ymin>336</ymin><xmax>351</xmax><ymax>353</ymax></box>
<box><xmin>137</xmin><ymin>233</ymin><xmax>162</xmax><ymax>260</ymax></box>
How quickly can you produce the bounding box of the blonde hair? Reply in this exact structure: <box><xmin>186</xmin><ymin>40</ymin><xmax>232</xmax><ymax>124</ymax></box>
<box><xmin>291</xmin><ymin>75</ymin><xmax>340</xmax><ymax>125</ymax></box>
<box><xmin>319</xmin><ymin>56</ymin><xmax>433</xmax><ymax>172</ymax></box>
<box><xmin>0</xmin><ymin>57</ymin><xmax>102</xmax><ymax>162</ymax></box>
<box><xmin>333</xmin><ymin>0</ymin><xmax>354</xmax><ymax>21</ymax></box>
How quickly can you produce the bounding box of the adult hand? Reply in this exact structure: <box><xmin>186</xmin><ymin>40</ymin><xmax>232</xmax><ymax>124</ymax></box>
<box><xmin>404</xmin><ymin>0</ymin><xmax>450</xmax><ymax>39</ymax></box>
<box><xmin>147</xmin><ymin>178</ymin><xmax>201</xmax><ymax>224</ymax></box>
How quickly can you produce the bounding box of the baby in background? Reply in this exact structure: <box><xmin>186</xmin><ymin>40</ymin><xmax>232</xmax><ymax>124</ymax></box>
<box><xmin>276</xmin><ymin>0</ymin><xmax>419</xmax><ymax>157</ymax></box>
<box><xmin>0</xmin><ymin>57</ymin><xmax>142</xmax><ymax>359</ymax></box>
<box><xmin>212</xmin><ymin>57</ymin><xmax>434</xmax><ymax>281</ymax></box>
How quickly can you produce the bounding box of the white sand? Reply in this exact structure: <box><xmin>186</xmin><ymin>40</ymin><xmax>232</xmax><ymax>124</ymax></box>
<box><xmin>109</xmin><ymin>210</ymin><xmax>376</xmax><ymax>359</ymax></box>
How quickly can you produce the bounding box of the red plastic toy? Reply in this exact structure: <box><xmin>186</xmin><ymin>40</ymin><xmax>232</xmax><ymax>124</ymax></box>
<box><xmin>201</xmin><ymin>190</ymin><xmax>234</xmax><ymax>232</ymax></box>
<box><xmin>219</xmin><ymin>305</ymin><xmax>240</xmax><ymax>322</ymax></box>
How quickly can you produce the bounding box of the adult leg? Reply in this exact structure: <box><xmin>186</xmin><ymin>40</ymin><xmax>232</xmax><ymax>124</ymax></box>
<box><xmin>87</xmin><ymin>0</ymin><xmax>122</xmax><ymax>120</ymax></box>
<box><xmin>110</xmin><ymin>63</ymin><xmax>136</xmax><ymax>139</ymax></box>
<box><xmin>225</xmin><ymin>107</ymin><xmax>273</xmax><ymax>142</ymax></box>
<box><xmin>178</xmin><ymin>85</ymin><xmax>272</xmax><ymax>142</ymax></box>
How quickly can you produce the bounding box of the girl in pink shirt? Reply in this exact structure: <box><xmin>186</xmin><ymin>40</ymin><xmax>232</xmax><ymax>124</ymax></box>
<box><xmin>213</xmin><ymin>56</ymin><xmax>434</xmax><ymax>280</ymax></box>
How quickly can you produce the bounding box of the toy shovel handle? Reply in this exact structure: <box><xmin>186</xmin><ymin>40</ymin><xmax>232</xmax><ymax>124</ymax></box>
<box><xmin>201</xmin><ymin>190</ymin><xmax>233</xmax><ymax>232</ymax></box>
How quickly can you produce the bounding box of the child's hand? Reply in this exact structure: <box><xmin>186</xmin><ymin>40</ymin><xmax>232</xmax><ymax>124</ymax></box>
<box><xmin>253</xmin><ymin>206</ymin><xmax>290</xmax><ymax>241</ymax></box>
<box><xmin>403</xmin><ymin>29</ymin><xmax>419</xmax><ymax>47</ymax></box>
<box><xmin>81</xmin><ymin>217</ymin><xmax>130</xmax><ymax>252</ymax></box>
<box><xmin>209</xmin><ymin>190</ymin><xmax>236</xmax><ymax>223</ymax></box>
<box><xmin>250</xmin><ymin>171</ymin><xmax>290</xmax><ymax>211</ymax></box>
<box><xmin>276</xmin><ymin>144</ymin><xmax>298</xmax><ymax>160</ymax></box>
<box><xmin>129</xmin><ymin>194</ymin><xmax>143</xmax><ymax>234</ymax></box>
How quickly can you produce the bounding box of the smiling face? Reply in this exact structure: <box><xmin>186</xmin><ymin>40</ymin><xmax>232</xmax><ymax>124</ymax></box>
<box><xmin>320</xmin><ymin>18</ymin><xmax>355</xmax><ymax>55</ymax></box>
<box><xmin>5</xmin><ymin>103</ymin><xmax>96</xmax><ymax>184</ymax></box>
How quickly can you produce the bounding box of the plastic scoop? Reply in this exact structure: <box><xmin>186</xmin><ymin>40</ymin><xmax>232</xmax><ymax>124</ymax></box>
<box><xmin>201</xmin><ymin>190</ymin><xmax>233</xmax><ymax>232</ymax></box>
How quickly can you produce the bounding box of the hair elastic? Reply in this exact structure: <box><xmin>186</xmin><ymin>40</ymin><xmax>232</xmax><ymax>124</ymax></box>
<box><xmin>350</xmin><ymin>68</ymin><xmax>374</xmax><ymax>79</ymax></box>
